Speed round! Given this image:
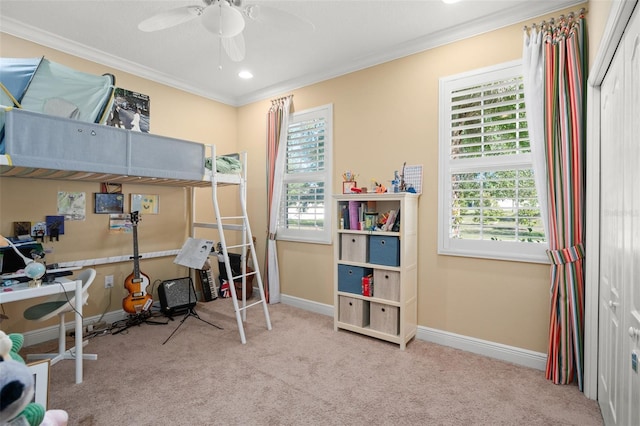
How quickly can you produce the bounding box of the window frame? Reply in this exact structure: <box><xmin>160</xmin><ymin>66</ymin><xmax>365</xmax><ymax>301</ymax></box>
<box><xmin>437</xmin><ymin>60</ymin><xmax>549</xmax><ymax>264</ymax></box>
<box><xmin>276</xmin><ymin>103</ymin><xmax>333</xmax><ymax>244</ymax></box>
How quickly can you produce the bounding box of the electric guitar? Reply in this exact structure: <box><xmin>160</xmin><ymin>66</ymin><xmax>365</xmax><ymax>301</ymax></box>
<box><xmin>122</xmin><ymin>211</ymin><xmax>152</xmax><ymax>314</ymax></box>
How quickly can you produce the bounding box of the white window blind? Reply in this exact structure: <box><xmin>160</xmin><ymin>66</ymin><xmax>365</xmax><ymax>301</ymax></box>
<box><xmin>438</xmin><ymin>61</ymin><xmax>548</xmax><ymax>263</ymax></box>
<box><xmin>277</xmin><ymin>104</ymin><xmax>333</xmax><ymax>244</ymax></box>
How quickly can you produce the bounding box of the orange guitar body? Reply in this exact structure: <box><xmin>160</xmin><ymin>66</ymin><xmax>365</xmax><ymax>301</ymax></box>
<box><xmin>122</xmin><ymin>211</ymin><xmax>153</xmax><ymax>314</ymax></box>
<box><xmin>123</xmin><ymin>270</ymin><xmax>152</xmax><ymax>314</ymax></box>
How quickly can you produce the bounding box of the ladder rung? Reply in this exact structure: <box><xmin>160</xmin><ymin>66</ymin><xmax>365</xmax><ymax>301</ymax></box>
<box><xmin>231</xmin><ymin>271</ymin><xmax>257</xmax><ymax>281</ymax></box>
<box><xmin>193</xmin><ymin>222</ymin><xmax>218</xmax><ymax>228</ymax></box>
<box><xmin>223</xmin><ymin>225</ymin><xmax>244</xmax><ymax>231</ymax></box>
<box><xmin>224</xmin><ymin>243</ymin><xmax>251</xmax><ymax>251</ymax></box>
<box><xmin>219</xmin><ymin>216</ymin><xmax>247</xmax><ymax>220</ymax></box>
<box><xmin>237</xmin><ymin>300</ymin><xmax>265</xmax><ymax>311</ymax></box>
<box><xmin>193</xmin><ymin>222</ymin><xmax>244</xmax><ymax>231</ymax></box>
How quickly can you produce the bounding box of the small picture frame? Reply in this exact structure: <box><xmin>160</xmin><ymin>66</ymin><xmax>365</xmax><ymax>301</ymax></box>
<box><xmin>27</xmin><ymin>360</ymin><xmax>50</xmax><ymax>410</ymax></box>
<box><xmin>13</xmin><ymin>221</ymin><xmax>31</xmax><ymax>238</ymax></box>
<box><xmin>343</xmin><ymin>181</ymin><xmax>357</xmax><ymax>194</ymax></box>
<box><xmin>94</xmin><ymin>193</ymin><xmax>125</xmax><ymax>214</ymax></box>
<box><xmin>46</xmin><ymin>215</ymin><xmax>65</xmax><ymax>236</ymax></box>
<box><xmin>130</xmin><ymin>194</ymin><xmax>159</xmax><ymax>215</ymax></box>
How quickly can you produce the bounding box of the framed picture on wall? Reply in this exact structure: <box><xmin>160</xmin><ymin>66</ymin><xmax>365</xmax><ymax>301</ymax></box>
<box><xmin>13</xmin><ymin>221</ymin><xmax>31</xmax><ymax>238</ymax></box>
<box><xmin>94</xmin><ymin>193</ymin><xmax>125</xmax><ymax>214</ymax></box>
<box><xmin>130</xmin><ymin>194</ymin><xmax>159</xmax><ymax>215</ymax></box>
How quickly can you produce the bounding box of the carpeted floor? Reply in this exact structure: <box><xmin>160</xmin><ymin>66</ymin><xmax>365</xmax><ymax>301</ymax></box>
<box><xmin>21</xmin><ymin>299</ymin><xmax>603</xmax><ymax>425</ymax></box>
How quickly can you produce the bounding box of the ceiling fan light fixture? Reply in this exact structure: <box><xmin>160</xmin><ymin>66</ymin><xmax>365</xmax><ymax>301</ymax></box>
<box><xmin>202</xmin><ymin>1</ymin><xmax>245</xmax><ymax>38</ymax></box>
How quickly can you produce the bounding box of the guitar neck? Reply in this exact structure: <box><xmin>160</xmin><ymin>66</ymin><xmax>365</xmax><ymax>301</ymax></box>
<box><xmin>132</xmin><ymin>223</ymin><xmax>141</xmax><ymax>281</ymax></box>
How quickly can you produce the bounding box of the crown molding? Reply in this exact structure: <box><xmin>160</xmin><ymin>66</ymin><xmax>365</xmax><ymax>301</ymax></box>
<box><xmin>236</xmin><ymin>0</ymin><xmax>585</xmax><ymax>105</ymax></box>
<box><xmin>0</xmin><ymin>17</ymin><xmax>237</xmax><ymax>106</ymax></box>
<box><xmin>1</xmin><ymin>0</ymin><xmax>584</xmax><ymax>107</ymax></box>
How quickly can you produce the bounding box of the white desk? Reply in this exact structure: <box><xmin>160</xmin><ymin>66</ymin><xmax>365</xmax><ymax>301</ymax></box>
<box><xmin>0</xmin><ymin>278</ymin><xmax>86</xmax><ymax>383</ymax></box>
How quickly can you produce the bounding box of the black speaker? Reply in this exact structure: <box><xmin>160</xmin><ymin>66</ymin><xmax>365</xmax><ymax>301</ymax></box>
<box><xmin>158</xmin><ymin>277</ymin><xmax>197</xmax><ymax>316</ymax></box>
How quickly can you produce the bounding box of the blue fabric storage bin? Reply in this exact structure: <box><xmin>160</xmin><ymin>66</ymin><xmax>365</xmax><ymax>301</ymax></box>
<box><xmin>338</xmin><ymin>264</ymin><xmax>373</xmax><ymax>294</ymax></box>
<box><xmin>369</xmin><ymin>235</ymin><xmax>400</xmax><ymax>266</ymax></box>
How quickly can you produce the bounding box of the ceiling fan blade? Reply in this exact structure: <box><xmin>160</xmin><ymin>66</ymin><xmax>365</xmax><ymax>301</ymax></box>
<box><xmin>244</xmin><ymin>5</ymin><xmax>315</xmax><ymax>33</ymax></box>
<box><xmin>221</xmin><ymin>33</ymin><xmax>246</xmax><ymax>62</ymax></box>
<box><xmin>138</xmin><ymin>6</ymin><xmax>202</xmax><ymax>32</ymax></box>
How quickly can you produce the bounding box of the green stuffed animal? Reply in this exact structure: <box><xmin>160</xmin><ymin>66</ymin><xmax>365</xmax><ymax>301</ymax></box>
<box><xmin>0</xmin><ymin>330</ymin><xmax>46</xmax><ymax>426</ymax></box>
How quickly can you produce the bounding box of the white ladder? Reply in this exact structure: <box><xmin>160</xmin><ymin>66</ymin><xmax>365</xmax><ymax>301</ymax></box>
<box><xmin>196</xmin><ymin>148</ymin><xmax>272</xmax><ymax>344</ymax></box>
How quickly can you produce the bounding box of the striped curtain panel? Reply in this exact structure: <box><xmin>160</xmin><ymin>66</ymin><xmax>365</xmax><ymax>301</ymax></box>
<box><xmin>265</xmin><ymin>95</ymin><xmax>292</xmax><ymax>304</ymax></box>
<box><xmin>523</xmin><ymin>11</ymin><xmax>588</xmax><ymax>390</ymax></box>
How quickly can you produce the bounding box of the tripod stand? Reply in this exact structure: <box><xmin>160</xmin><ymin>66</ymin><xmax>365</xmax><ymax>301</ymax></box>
<box><xmin>162</xmin><ymin>277</ymin><xmax>222</xmax><ymax>345</ymax></box>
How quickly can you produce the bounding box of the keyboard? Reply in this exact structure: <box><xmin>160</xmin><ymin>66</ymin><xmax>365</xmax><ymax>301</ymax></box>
<box><xmin>14</xmin><ymin>270</ymin><xmax>73</xmax><ymax>283</ymax></box>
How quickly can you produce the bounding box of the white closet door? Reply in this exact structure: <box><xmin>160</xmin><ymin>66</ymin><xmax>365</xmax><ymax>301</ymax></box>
<box><xmin>598</xmin><ymin>35</ymin><xmax>625</xmax><ymax>425</ymax></box>
<box><xmin>625</xmin><ymin>8</ymin><xmax>640</xmax><ymax>426</ymax></box>
<box><xmin>599</xmin><ymin>7</ymin><xmax>640</xmax><ymax>426</ymax></box>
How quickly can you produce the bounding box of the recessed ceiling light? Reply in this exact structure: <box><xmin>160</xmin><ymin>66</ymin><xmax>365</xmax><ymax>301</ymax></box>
<box><xmin>238</xmin><ymin>70</ymin><xmax>253</xmax><ymax>79</ymax></box>
<box><xmin>442</xmin><ymin>0</ymin><xmax>462</xmax><ymax>4</ymax></box>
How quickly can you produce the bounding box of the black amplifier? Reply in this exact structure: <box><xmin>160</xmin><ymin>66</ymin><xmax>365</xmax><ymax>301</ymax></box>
<box><xmin>158</xmin><ymin>277</ymin><xmax>197</xmax><ymax>316</ymax></box>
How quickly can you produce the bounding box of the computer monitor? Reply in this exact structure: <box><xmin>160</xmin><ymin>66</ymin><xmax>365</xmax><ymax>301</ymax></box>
<box><xmin>0</xmin><ymin>242</ymin><xmax>44</xmax><ymax>274</ymax></box>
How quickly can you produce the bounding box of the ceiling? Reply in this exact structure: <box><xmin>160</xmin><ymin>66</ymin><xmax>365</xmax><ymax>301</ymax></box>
<box><xmin>0</xmin><ymin>0</ymin><xmax>583</xmax><ymax>106</ymax></box>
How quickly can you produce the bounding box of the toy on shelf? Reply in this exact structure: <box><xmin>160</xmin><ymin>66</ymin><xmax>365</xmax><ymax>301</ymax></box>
<box><xmin>342</xmin><ymin>170</ymin><xmax>358</xmax><ymax>183</ymax></box>
<box><xmin>372</xmin><ymin>181</ymin><xmax>387</xmax><ymax>193</ymax></box>
<box><xmin>342</xmin><ymin>170</ymin><xmax>358</xmax><ymax>194</ymax></box>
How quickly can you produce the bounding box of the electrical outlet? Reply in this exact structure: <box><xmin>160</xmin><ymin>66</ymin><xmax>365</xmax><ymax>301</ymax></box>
<box><xmin>104</xmin><ymin>275</ymin><xmax>114</xmax><ymax>288</ymax></box>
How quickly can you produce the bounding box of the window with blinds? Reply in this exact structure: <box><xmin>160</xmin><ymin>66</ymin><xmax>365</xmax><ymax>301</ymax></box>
<box><xmin>277</xmin><ymin>104</ymin><xmax>333</xmax><ymax>244</ymax></box>
<box><xmin>438</xmin><ymin>61</ymin><xmax>547</xmax><ymax>263</ymax></box>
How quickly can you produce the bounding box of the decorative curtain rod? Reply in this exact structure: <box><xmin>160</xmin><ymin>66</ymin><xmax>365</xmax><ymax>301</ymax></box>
<box><xmin>523</xmin><ymin>8</ymin><xmax>586</xmax><ymax>32</ymax></box>
<box><xmin>270</xmin><ymin>94</ymin><xmax>293</xmax><ymax>105</ymax></box>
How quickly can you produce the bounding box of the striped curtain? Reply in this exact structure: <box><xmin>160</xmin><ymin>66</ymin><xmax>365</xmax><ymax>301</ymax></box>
<box><xmin>523</xmin><ymin>11</ymin><xmax>588</xmax><ymax>390</ymax></box>
<box><xmin>265</xmin><ymin>95</ymin><xmax>292</xmax><ymax>304</ymax></box>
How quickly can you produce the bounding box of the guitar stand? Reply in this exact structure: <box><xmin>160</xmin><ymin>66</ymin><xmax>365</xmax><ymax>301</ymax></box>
<box><xmin>112</xmin><ymin>310</ymin><xmax>168</xmax><ymax>335</ymax></box>
<box><xmin>162</xmin><ymin>305</ymin><xmax>222</xmax><ymax>345</ymax></box>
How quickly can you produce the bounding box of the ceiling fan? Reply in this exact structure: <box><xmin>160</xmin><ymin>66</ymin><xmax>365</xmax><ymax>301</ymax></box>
<box><xmin>138</xmin><ymin>0</ymin><xmax>314</xmax><ymax>62</ymax></box>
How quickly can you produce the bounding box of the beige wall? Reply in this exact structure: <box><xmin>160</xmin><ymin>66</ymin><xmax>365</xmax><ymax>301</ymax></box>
<box><xmin>1</xmin><ymin>1</ymin><xmax>609</xmax><ymax>353</ymax></box>
<box><xmin>239</xmin><ymin>1</ymin><xmax>605</xmax><ymax>353</ymax></box>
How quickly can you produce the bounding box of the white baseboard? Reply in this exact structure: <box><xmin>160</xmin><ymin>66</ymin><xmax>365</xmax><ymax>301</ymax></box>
<box><xmin>280</xmin><ymin>294</ymin><xmax>334</xmax><ymax>316</ymax></box>
<box><xmin>280</xmin><ymin>294</ymin><xmax>547</xmax><ymax>371</ymax></box>
<box><xmin>416</xmin><ymin>326</ymin><xmax>547</xmax><ymax>370</ymax></box>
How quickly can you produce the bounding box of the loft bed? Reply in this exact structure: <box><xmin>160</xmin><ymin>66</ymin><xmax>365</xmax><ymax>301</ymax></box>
<box><xmin>0</xmin><ymin>108</ymin><xmax>242</xmax><ymax>187</ymax></box>
<box><xmin>0</xmin><ymin>107</ymin><xmax>271</xmax><ymax>345</ymax></box>
<box><xmin>0</xmin><ymin>56</ymin><xmax>241</xmax><ymax>186</ymax></box>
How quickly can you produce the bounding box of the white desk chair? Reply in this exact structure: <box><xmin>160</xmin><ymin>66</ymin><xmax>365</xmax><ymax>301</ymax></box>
<box><xmin>23</xmin><ymin>268</ymin><xmax>98</xmax><ymax>365</ymax></box>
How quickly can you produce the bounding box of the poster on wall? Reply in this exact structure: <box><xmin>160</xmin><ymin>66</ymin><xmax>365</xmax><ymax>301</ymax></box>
<box><xmin>57</xmin><ymin>192</ymin><xmax>86</xmax><ymax>221</ymax></box>
<box><xmin>45</xmin><ymin>215</ymin><xmax>65</xmax><ymax>238</ymax></box>
<box><xmin>94</xmin><ymin>193</ymin><xmax>125</xmax><ymax>214</ymax></box>
<box><xmin>106</xmin><ymin>87</ymin><xmax>150</xmax><ymax>133</ymax></box>
<box><xmin>131</xmin><ymin>194</ymin><xmax>159</xmax><ymax>215</ymax></box>
<box><xmin>109</xmin><ymin>214</ymin><xmax>132</xmax><ymax>234</ymax></box>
